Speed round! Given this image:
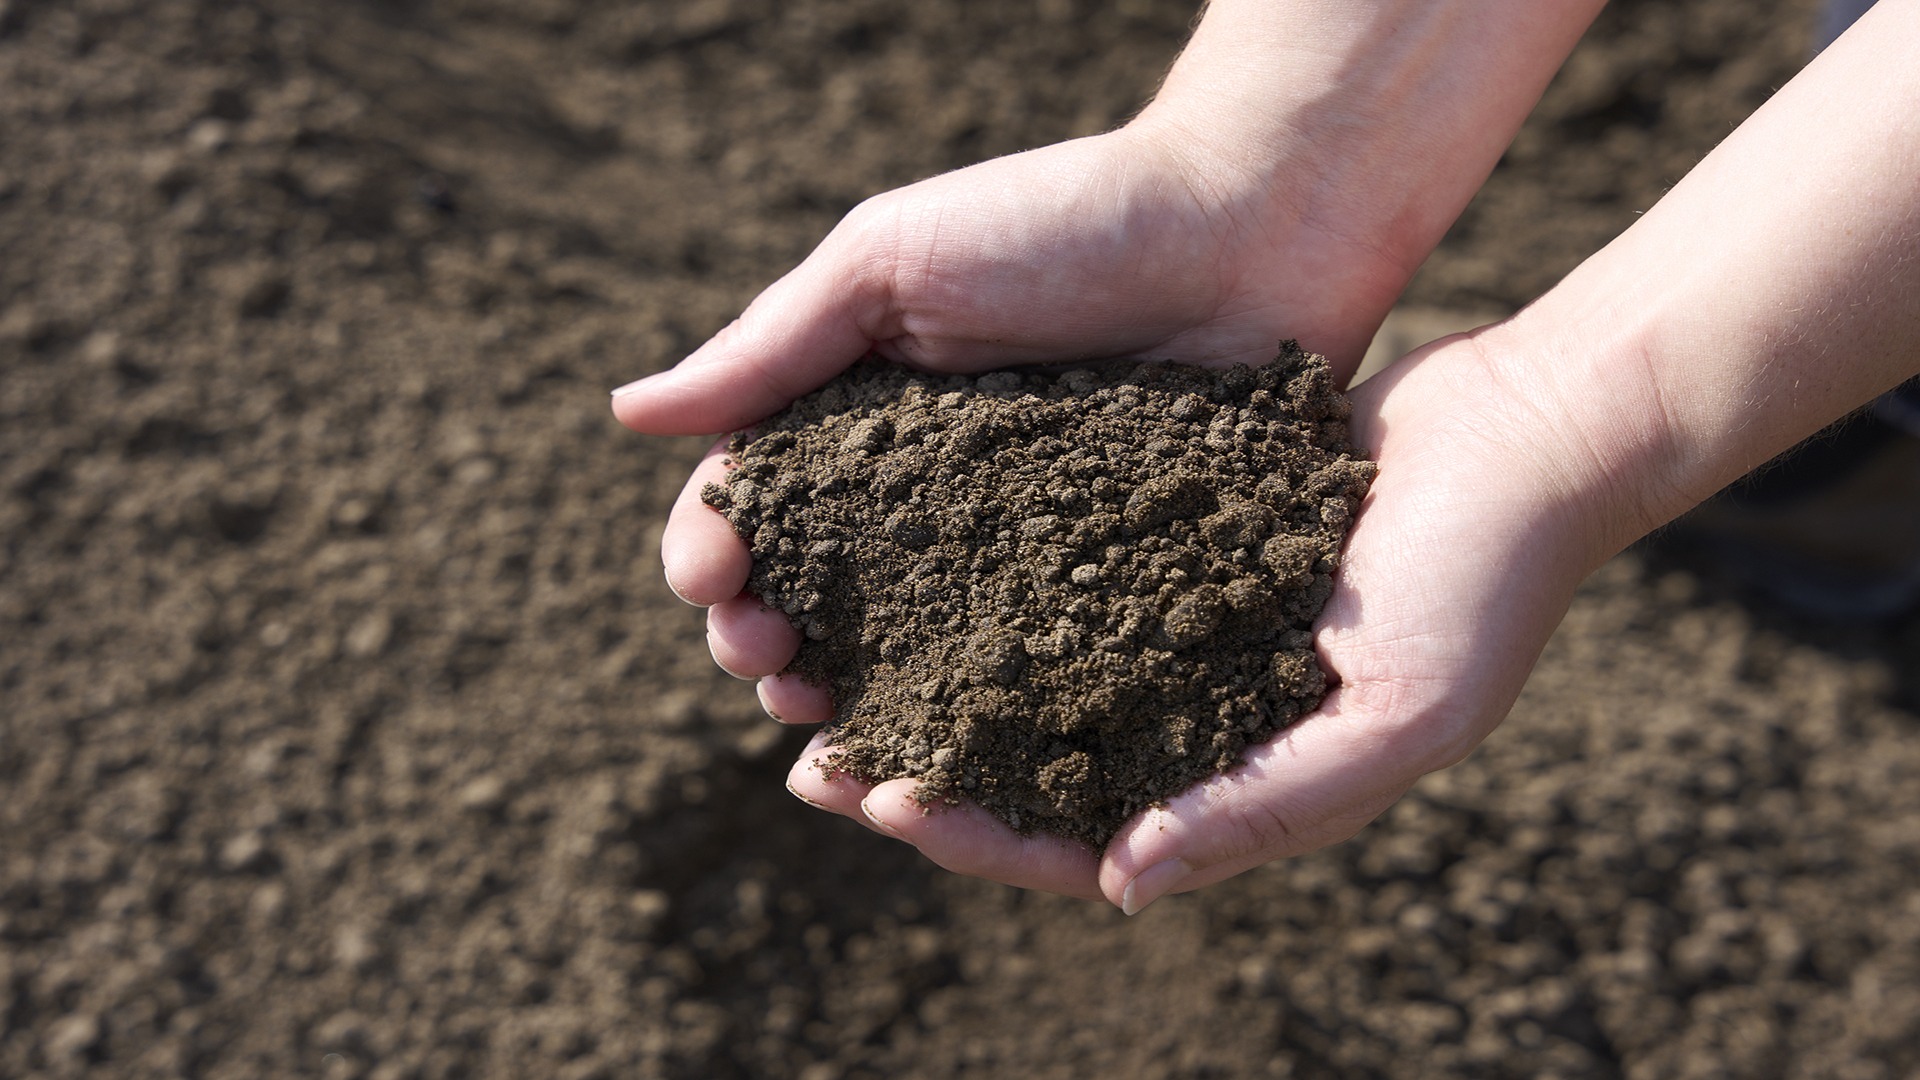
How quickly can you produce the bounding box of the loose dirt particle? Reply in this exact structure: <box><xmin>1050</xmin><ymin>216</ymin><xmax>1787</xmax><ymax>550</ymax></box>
<box><xmin>705</xmin><ymin>343</ymin><xmax>1375</xmax><ymax>847</ymax></box>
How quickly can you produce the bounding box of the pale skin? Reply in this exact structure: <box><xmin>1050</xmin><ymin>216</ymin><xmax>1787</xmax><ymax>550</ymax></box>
<box><xmin>613</xmin><ymin>0</ymin><xmax>1920</xmax><ymax>914</ymax></box>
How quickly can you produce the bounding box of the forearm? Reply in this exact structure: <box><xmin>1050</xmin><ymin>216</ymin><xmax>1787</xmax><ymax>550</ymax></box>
<box><xmin>1130</xmin><ymin>0</ymin><xmax>1608</xmax><ymax>278</ymax></box>
<box><xmin>1488</xmin><ymin>1</ymin><xmax>1920</xmax><ymax>561</ymax></box>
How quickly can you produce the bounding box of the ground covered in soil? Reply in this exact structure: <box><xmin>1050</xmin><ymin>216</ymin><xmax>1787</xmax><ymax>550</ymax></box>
<box><xmin>7</xmin><ymin>0</ymin><xmax>1920</xmax><ymax>1078</ymax></box>
<box><xmin>709</xmin><ymin>352</ymin><xmax>1372</xmax><ymax>846</ymax></box>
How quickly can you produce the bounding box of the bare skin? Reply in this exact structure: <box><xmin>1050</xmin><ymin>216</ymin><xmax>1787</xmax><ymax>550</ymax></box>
<box><xmin>615</xmin><ymin>1</ymin><xmax>1920</xmax><ymax>913</ymax></box>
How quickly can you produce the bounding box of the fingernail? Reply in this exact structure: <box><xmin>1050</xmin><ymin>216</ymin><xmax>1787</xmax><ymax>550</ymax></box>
<box><xmin>705</xmin><ymin>632</ymin><xmax>751</xmax><ymax>680</ymax></box>
<box><xmin>611</xmin><ymin>371</ymin><xmax>667</xmax><ymax>397</ymax></box>
<box><xmin>859</xmin><ymin>794</ymin><xmax>905</xmax><ymax>838</ymax></box>
<box><xmin>1120</xmin><ymin>858</ymin><xmax>1193</xmax><ymax>916</ymax></box>
<box><xmin>786</xmin><ymin>776</ymin><xmax>832</xmax><ymax>811</ymax></box>
<box><xmin>755</xmin><ymin>680</ymin><xmax>783</xmax><ymax>722</ymax></box>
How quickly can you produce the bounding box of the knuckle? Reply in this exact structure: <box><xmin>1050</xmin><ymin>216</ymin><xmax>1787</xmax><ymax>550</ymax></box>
<box><xmin>1345</xmin><ymin>676</ymin><xmax>1486</xmax><ymax>775</ymax></box>
<box><xmin>1220</xmin><ymin>797</ymin><xmax>1308</xmax><ymax>862</ymax></box>
<box><xmin>1208</xmin><ymin>783</ymin><xmax>1395</xmax><ymax>868</ymax></box>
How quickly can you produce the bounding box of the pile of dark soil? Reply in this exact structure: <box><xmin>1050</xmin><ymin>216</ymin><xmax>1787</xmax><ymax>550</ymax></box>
<box><xmin>12</xmin><ymin>0</ymin><xmax>1920</xmax><ymax>1078</ymax></box>
<box><xmin>707</xmin><ymin>349</ymin><xmax>1373</xmax><ymax>845</ymax></box>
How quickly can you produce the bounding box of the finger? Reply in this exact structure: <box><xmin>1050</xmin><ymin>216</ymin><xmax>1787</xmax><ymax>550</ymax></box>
<box><xmin>861</xmin><ymin>779</ymin><xmax>1105</xmax><ymax>901</ymax></box>
<box><xmin>611</xmin><ymin>221</ymin><xmax>887</xmax><ymax>435</ymax></box>
<box><xmin>1097</xmin><ymin>684</ymin><xmax>1427</xmax><ymax>914</ymax></box>
<box><xmin>757</xmin><ymin>674</ymin><xmax>834</xmax><ymax>725</ymax></box>
<box><xmin>706</xmin><ymin>597</ymin><xmax>801</xmax><ymax>679</ymax></box>
<box><xmin>787</xmin><ymin>731</ymin><xmax>889</xmax><ymax>835</ymax></box>
<box><xmin>662</xmin><ymin>440</ymin><xmax>752</xmax><ymax>607</ymax></box>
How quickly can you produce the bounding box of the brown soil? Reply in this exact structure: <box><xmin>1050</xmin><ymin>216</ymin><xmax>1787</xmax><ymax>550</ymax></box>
<box><xmin>707</xmin><ymin>351</ymin><xmax>1372</xmax><ymax>846</ymax></box>
<box><xmin>10</xmin><ymin>1</ymin><xmax>1920</xmax><ymax>1078</ymax></box>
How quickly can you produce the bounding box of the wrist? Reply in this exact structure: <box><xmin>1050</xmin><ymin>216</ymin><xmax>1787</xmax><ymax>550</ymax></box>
<box><xmin>1471</xmin><ymin>316</ymin><xmax>1695</xmax><ymax>570</ymax></box>
<box><xmin>1129</xmin><ymin>0</ymin><xmax>1604</xmax><ymax>283</ymax></box>
<box><xmin>1355</xmin><ymin>327</ymin><xmax>1667</xmax><ymax>585</ymax></box>
<box><xmin>1455</xmin><ymin>3</ymin><xmax>1920</xmax><ymax>557</ymax></box>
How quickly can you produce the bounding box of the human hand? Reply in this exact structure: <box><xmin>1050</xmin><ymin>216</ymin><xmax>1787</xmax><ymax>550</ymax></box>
<box><xmin>1084</xmin><ymin>330</ymin><xmax>1630</xmax><ymax>910</ymax></box>
<box><xmin>614</xmin><ymin>121</ymin><xmax>1415</xmax><ymax>429</ymax></box>
<box><xmin>612</xmin><ymin>123</ymin><xmax>1432</xmax><ymax>895</ymax></box>
<box><xmin>613</xmin><ymin>0</ymin><xmax>1631</xmax><ymax>907</ymax></box>
<box><xmin>612</xmin><ymin>132</ymin><xmax>1617</xmax><ymax>905</ymax></box>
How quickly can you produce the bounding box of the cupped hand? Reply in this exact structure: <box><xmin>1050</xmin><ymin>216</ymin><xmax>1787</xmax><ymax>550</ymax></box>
<box><xmin>612</xmin><ymin>125</ymin><xmax>1414</xmax><ymax>439</ymax></box>
<box><xmin>614</xmin><ymin>125</ymin><xmax>1545</xmax><ymax>908</ymax></box>
<box><xmin>1088</xmin><ymin>330</ymin><xmax>1617</xmax><ymax>910</ymax></box>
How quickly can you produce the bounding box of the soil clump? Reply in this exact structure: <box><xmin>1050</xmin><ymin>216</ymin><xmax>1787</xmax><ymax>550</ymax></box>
<box><xmin>705</xmin><ymin>345</ymin><xmax>1375</xmax><ymax>846</ymax></box>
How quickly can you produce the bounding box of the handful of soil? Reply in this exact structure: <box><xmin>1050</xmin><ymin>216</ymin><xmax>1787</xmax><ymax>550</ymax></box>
<box><xmin>703</xmin><ymin>343</ymin><xmax>1375</xmax><ymax>848</ymax></box>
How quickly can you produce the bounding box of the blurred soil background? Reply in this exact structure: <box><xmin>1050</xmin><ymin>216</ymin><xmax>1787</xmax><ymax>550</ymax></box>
<box><xmin>5</xmin><ymin>0</ymin><xmax>1920</xmax><ymax>1077</ymax></box>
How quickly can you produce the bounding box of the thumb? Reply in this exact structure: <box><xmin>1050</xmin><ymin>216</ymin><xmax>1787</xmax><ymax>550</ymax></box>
<box><xmin>1096</xmin><ymin>682</ymin><xmax>1452</xmax><ymax>914</ymax></box>
<box><xmin>611</xmin><ymin>222</ymin><xmax>891</xmax><ymax>436</ymax></box>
